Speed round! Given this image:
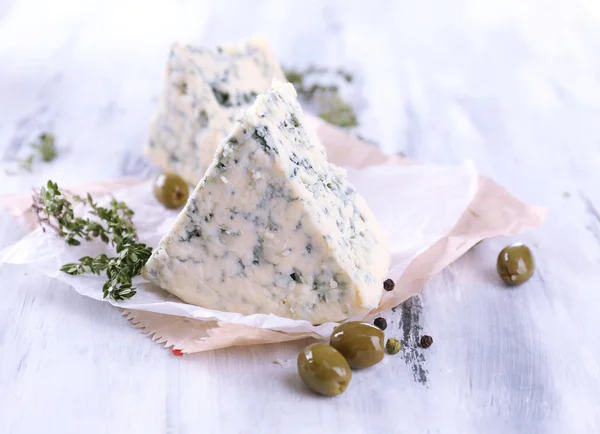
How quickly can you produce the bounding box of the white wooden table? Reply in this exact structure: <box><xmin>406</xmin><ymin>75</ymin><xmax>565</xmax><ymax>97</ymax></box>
<box><xmin>1</xmin><ymin>1</ymin><xmax>600</xmax><ymax>433</ymax></box>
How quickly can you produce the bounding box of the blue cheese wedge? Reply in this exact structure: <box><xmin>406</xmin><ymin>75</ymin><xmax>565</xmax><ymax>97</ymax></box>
<box><xmin>145</xmin><ymin>37</ymin><xmax>285</xmax><ymax>185</ymax></box>
<box><xmin>143</xmin><ymin>80</ymin><xmax>390</xmax><ymax>324</ymax></box>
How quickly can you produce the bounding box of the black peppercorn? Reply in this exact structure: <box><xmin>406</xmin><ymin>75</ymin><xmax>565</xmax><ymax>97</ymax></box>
<box><xmin>420</xmin><ymin>335</ymin><xmax>433</xmax><ymax>349</ymax></box>
<box><xmin>383</xmin><ymin>278</ymin><xmax>395</xmax><ymax>291</ymax></box>
<box><xmin>373</xmin><ymin>317</ymin><xmax>387</xmax><ymax>330</ymax></box>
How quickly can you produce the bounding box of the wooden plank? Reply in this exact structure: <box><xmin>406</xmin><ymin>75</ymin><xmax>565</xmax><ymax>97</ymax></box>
<box><xmin>1</xmin><ymin>0</ymin><xmax>600</xmax><ymax>433</ymax></box>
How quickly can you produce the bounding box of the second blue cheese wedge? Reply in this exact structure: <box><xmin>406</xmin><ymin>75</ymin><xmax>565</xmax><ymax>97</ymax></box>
<box><xmin>143</xmin><ymin>80</ymin><xmax>390</xmax><ymax>324</ymax></box>
<box><xmin>145</xmin><ymin>37</ymin><xmax>285</xmax><ymax>185</ymax></box>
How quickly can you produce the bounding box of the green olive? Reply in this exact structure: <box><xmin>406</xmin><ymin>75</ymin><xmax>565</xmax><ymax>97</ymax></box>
<box><xmin>330</xmin><ymin>321</ymin><xmax>385</xmax><ymax>369</ymax></box>
<box><xmin>297</xmin><ymin>343</ymin><xmax>351</xmax><ymax>396</ymax></box>
<box><xmin>153</xmin><ymin>173</ymin><xmax>189</xmax><ymax>209</ymax></box>
<box><xmin>497</xmin><ymin>243</ymin><xmax>534</xmax><ymax>285</ymax></box>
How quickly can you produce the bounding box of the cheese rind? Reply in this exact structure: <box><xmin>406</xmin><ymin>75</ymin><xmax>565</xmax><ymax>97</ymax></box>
<box><xmin>143</xmin><ymin>80</ymin><xmax>390</xmax><ymax>324</ymax></box>
<box><xmin>145</xmin><ymin>37</ymin><xmax>285</xmax><ymax>185</ymax></box>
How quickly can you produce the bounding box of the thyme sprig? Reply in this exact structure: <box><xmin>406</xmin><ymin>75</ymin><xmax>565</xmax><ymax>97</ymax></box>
<box><xmin>19</xmin><ymin>133</ymin><xmax>58</xmax><ymax>172</ymax></box>
<box><xmin>32</xmin><ymin>180</ymin><xmax>152</xmax><ymax>301</ymax></box>
<box><xmin>284</xmin><ymin>66</ymin><xmax>358</xmax><ymax>129</ymax></box>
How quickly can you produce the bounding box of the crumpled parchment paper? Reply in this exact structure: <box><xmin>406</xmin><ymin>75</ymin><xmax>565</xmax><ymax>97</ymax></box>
<box><xmin>0</xmin><ymin>115</ymin><xmax>546</xmax><ymax>353</ymax></box>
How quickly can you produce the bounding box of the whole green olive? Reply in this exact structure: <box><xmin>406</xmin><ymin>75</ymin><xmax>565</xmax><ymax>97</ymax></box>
<box><xmin>330</xmin><ymin>321</ymin><xmax>385</xmax><ymax>369</ymax></box>
<box><xmin>497</xmin><ymin>243</ymin><xmax>534</xmax><ymax>285</ymax></box>
<box><xmin>297</xmin><ymin>343</ymin><xmax>351</xmax><ymax>396</ymax></box>
<box><xmin>153</xmin><ymin>173</ymin><xmax>189</xmax><ymax>209</ymax></box>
